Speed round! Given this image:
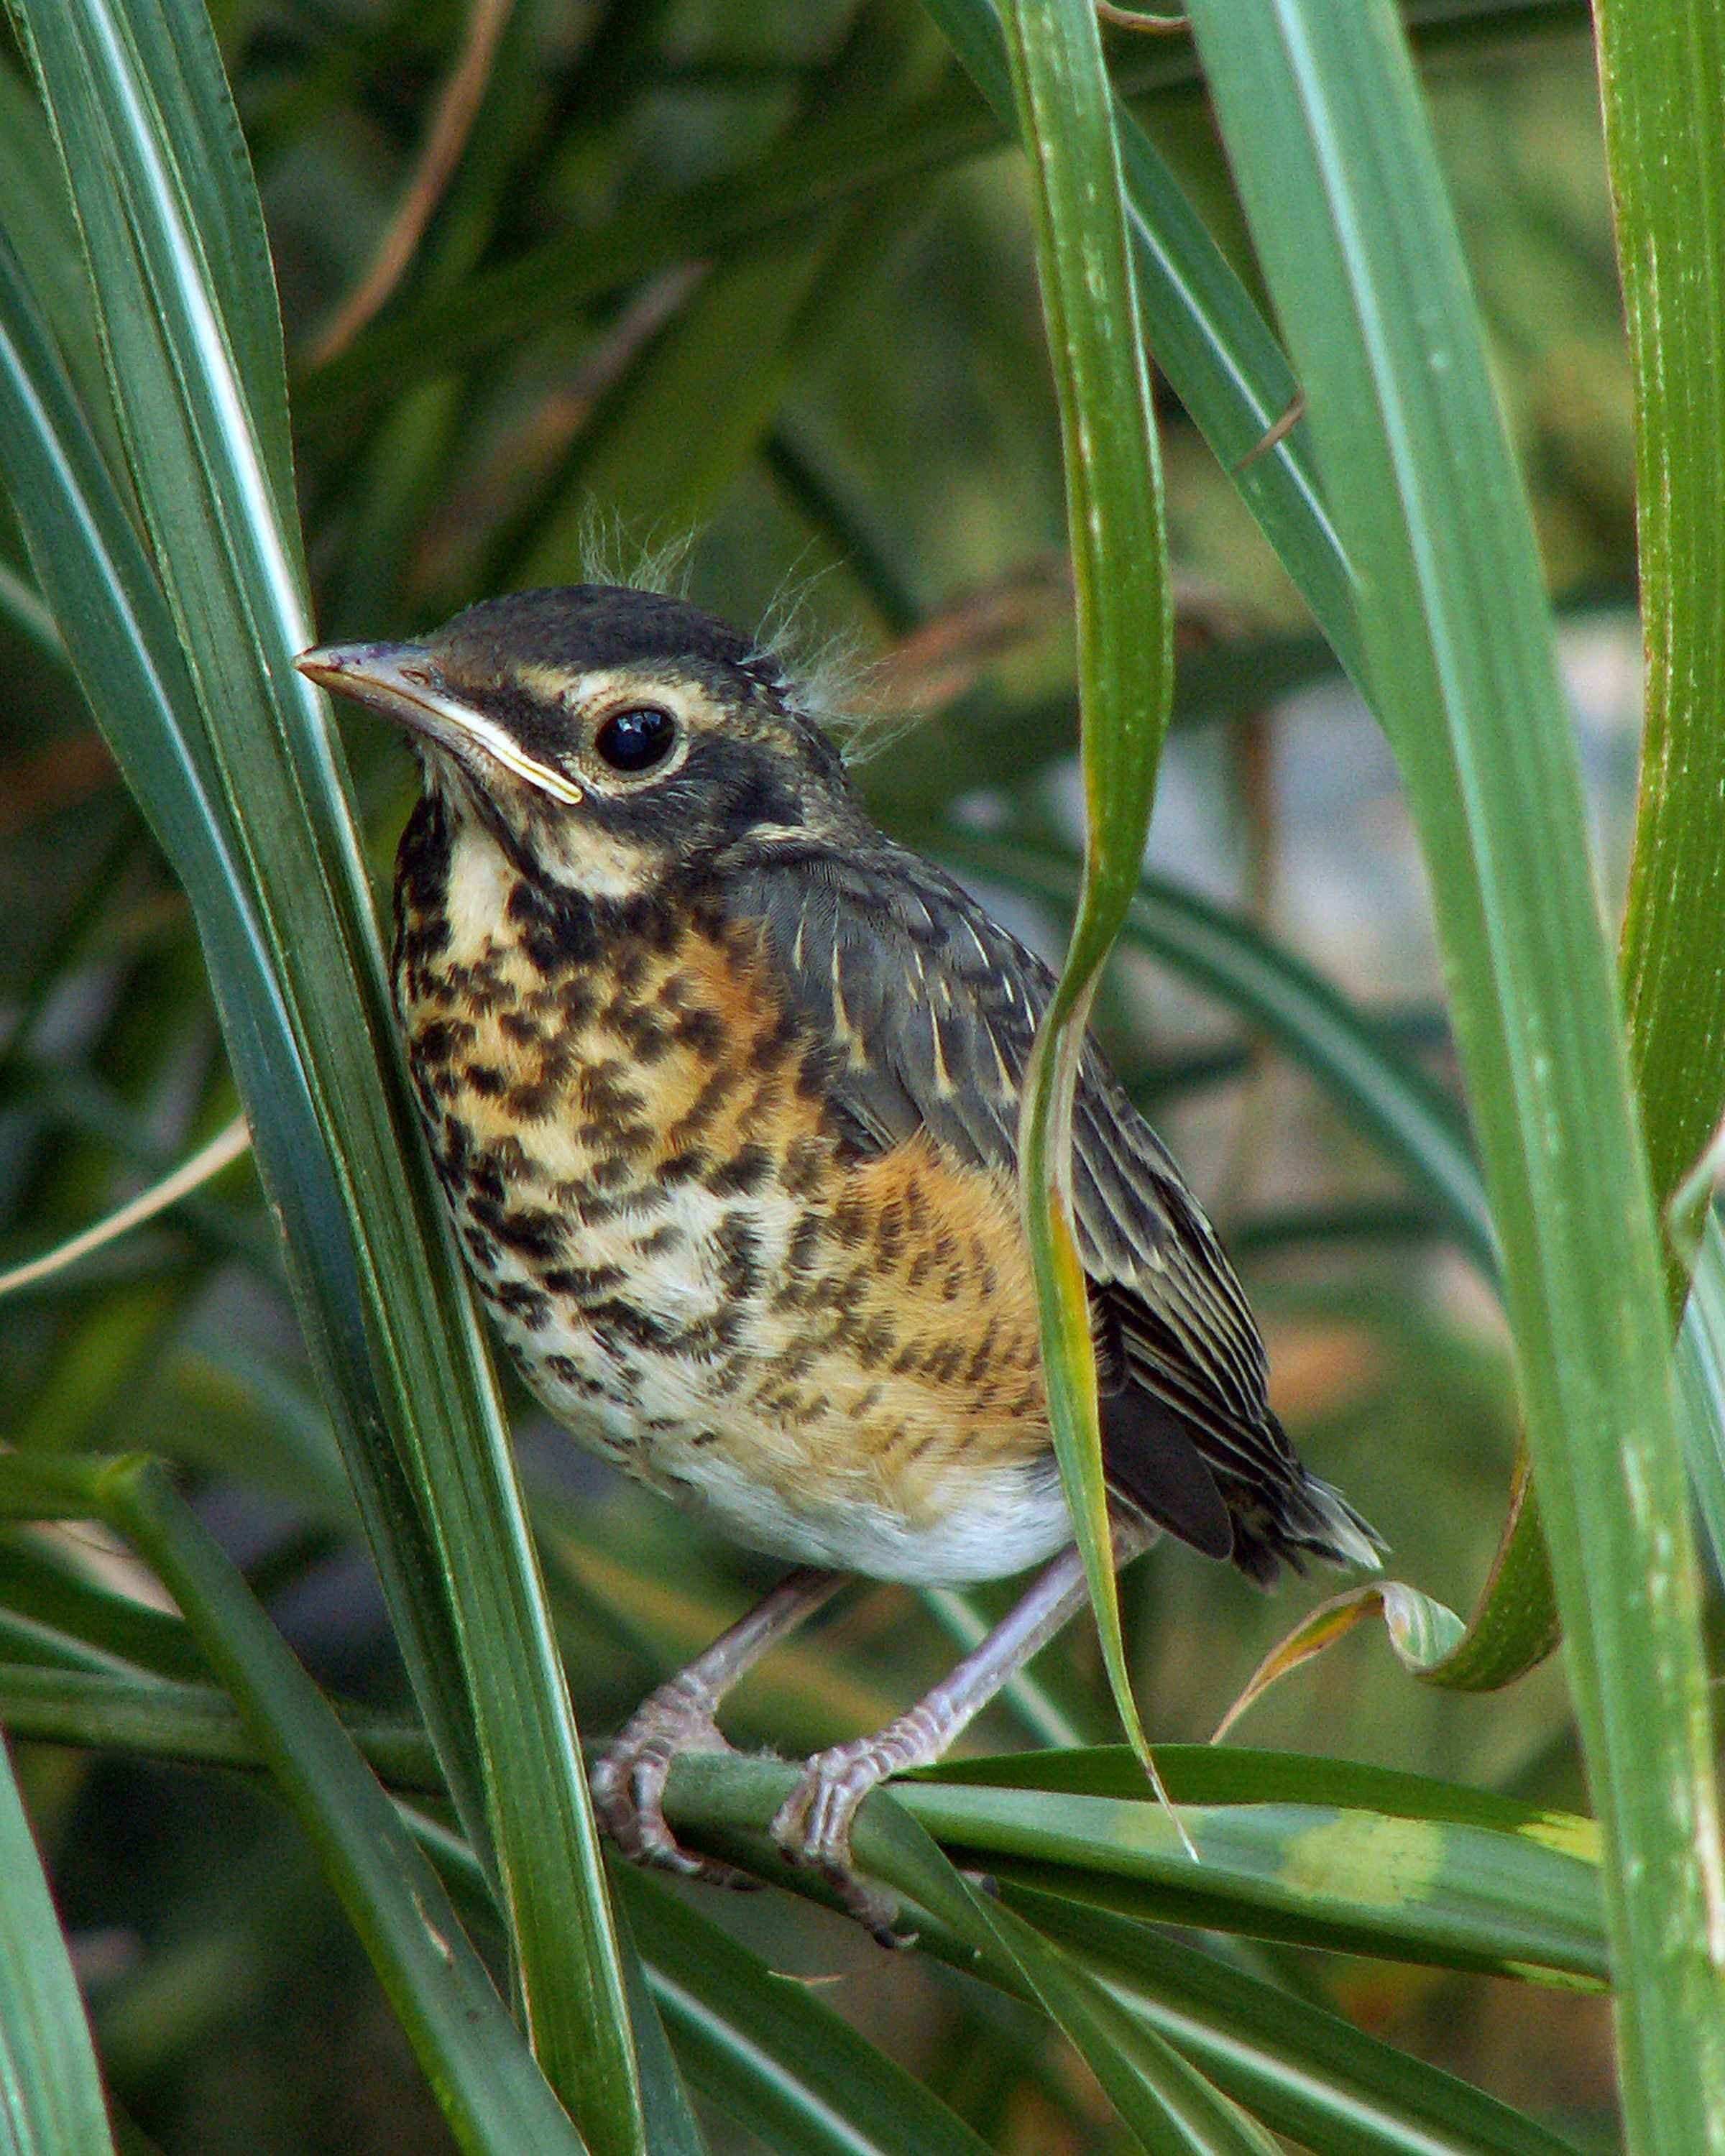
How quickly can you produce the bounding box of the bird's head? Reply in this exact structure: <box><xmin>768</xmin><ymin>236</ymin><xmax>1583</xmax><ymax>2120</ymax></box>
<box><xmin>296</xmin><ymin>586</ymin><xmax>860</xmax><ymax>897</ymax></box>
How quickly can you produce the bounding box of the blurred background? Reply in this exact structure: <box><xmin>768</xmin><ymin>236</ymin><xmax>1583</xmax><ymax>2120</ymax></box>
<box><xmin>0</xmin><ymin>1</ymin><xmax>1631</xmax><ymax>2147</ymax></box>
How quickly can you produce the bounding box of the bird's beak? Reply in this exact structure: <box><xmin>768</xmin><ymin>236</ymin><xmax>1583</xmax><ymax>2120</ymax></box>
<box><xmin>295</xmin><ymin>640</ymin><xmax>584</xmax><ymax>805</ymax></box>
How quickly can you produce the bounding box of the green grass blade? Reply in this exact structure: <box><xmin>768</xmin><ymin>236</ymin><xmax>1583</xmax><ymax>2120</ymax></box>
<box><xmin>1182</xmin><ymin>4</ymin><xmax>1725</xmax><ymax>2145</ymax></box>
<box><xmin>5</xmin><ymin>4</ymin><xmax>653</xmax><ymax>2140</ymax></box>
<box><xmin>672</xmin><ymin>1754</ymin><xmax>1284</xmax><ymax>2156</ymax></box>
<box><xmin>995</xmin><ymin>0</ymin><xmax>1174</xmax><ymax>1801</ymax></box>
<box><xmin>656</xmin><ymin>1748</ymin><xmax>1604</xmax><ymax>1986</ymax></box>
<box><xmin>1598</xmin><ymin>0</ymin><xmax>1725</xmax><ymax>1312</ymax></box>
<box><xmin>617</xmin><ymin>1868</ymin><xmax>997</xmax><ymax>2156</ymax></box>
<box><xmin>893</xmin><ymin>1777</ymin><xmax>1603</xmax><ymax>1984</ymax></box>
<box><xmin>0</xmin><ymin>7</ymin><xmax>496</xmax><ymax>1865</ymax></box>
<box><xmin>0</xmin><ymin>1658</ymin><xmax>442</xmax><ymax>1790</ymax></box>
<box><xmin>104</xmin><ymin>0</ymin><xmax>298</xmax><ymax>537</ymax></box>
<box><xmin>922</xmin><ymin>0</ymin><xmax>1361</xmax><ymax>679</ymax></box>
<box><xmin>65</xmin><ymin>1455</ymin><xmax>590</xmax><ymax>2156</ymax></box>
<box><xmin>1009</xmin><ymin>1888</ymin><xmax>1584</xmax><ymax>2156</ymax></box>
<box><xmin>1676</xmin><ymin>1211</ymin><xmax>1725</xmax><ymax>1580</ymax></box>
<box><xmin>0</xmin><ymin>1531</ymin><xmax>209</xmax><ymax>1682</ymax></box>
<box><xmin>0</xmin><ymin>1731</ymin><xmax>118</xmax><ymax>2156</ymax></box>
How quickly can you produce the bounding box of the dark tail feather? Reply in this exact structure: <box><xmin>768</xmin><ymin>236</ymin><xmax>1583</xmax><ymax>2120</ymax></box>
<box><xmin>1099</xmin><ymin>1384</ymin><xmax>1233</xmax><ymax>1561</ymax></box>
<box><xmin>1229</xmin><ymin>1448</ymin><xmax>1384</xmax><ymax>1588</ymax></box>
<box><xmin>1104</xmin><ymin>1388</ymin><xmax>1383</xmax><ymax>1586</ymax></box>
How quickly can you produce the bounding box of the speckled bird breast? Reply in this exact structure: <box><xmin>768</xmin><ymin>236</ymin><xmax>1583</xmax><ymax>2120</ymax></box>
<box><xmin>390</xmin><ymin>794</ymin><xmax>1068</xmax><ymax>1585</ymax></box>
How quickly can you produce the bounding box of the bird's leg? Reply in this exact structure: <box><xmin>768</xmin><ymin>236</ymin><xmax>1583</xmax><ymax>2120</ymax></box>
<box><xmin>591</xmin><ymin>1565</ymin><xmax>844</xmax><ymax>1889</ymax></box>
<box><xmin>770</xmin><ymin>1517</ymin><xmax>1154</xmax><ymax>1943</ymax></box>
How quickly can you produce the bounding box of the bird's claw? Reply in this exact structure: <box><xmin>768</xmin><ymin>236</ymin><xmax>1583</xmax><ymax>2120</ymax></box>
<box><xmin>770</xmin><ymin>1736</ymin><xmax>915</xmax><ymax>1947</ymax></box>
<box><xmin>590</xmin><ymin>1687</ymin><xmax>760</xmax><ymax>1893</ymax></box>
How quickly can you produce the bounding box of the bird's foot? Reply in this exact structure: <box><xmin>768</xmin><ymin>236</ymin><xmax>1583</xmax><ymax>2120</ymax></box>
<box><xmin>590</xmin><ymin>1677</ymin><xmax>760</xmax><ymax>1893</ymax></box>
<box><xmin>770</xmin><ymin>1721</ymin><xmax>933</xmax><ymax>1947</ymax></box>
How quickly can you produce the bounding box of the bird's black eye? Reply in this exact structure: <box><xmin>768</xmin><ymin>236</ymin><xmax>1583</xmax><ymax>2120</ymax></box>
<box><xmin>593</xmin><ymin>705</ymin><xmax>678</xmax><ymax>774</ymax></box>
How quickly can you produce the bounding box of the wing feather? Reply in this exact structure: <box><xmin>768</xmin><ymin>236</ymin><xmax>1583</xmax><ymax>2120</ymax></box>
<box><xmin>729</xmin><ymin>840</ymin><xmax>1376</xmax><ymax>1577</ymax></box>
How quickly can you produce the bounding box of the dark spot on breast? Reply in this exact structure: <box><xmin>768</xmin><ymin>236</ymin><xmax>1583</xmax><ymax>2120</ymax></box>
<box><xmin>613</xmin><ymin>1003</ymin><xmax>671</xmax><ymax>1063</ymax></box>
<box><xmin>589</xmin><ymin>1299</ymin><xmax>681</xmax><ymax>1353</ymax></box>
<box><xmin>671</xmin><ymin>1006</ymin><xmax>724</xmax><ymax>1059</ymax></box>
<box><xmin>830</xmin><ymin>1194</ymin><xmax>868</xmax><ymax>1248</ymax></box>
<box><xmin>505</xmin><ymin>1079</ymin><xmax>557</xmax><ymax>1121</ymax></box>
<box><xmin>777</xmin><ymin>1339</ymin><xmax>819</xmax><ymax>1383</ymax></box>
<box><xmin>543</xmin><ymin>1262</ymin><xmax>627</xmax><ymax>1299</ymax></box>
<box><xmin>492</xmin><ymin>1280</ymin><xmax>551</xmax><ymax>1330</ymax></box>
<box><xmin>507</xmin><ymin>878</ymin><xmax>601</xmax><ymax>970</ymax></box>
<box><xmin>786</xmin><ymin>1214</ymin><xmax>824</xmax><ymax>1277</ymax></box>
<box><xmin>668</xmin><ymin>1070</ymin><xmax>728</xmax><ymax>1145</ymax></box>
<box><xmin>490</xmin><ymin>1205</ymin><xmax>564</xmax><ymax>1261</ymax></box>
<box><xmin>463</xmin><ymin>1063</ymin><xmax>506</xmax><ymax>1097</ymax></box>
<box><xmin>413</xmin><ymin>1018</ymin><xmax>474</xmax><ymax>1064</ymax></box>
<box><xmin>708</xmin><ymin>1144</ymin><xmax>771</xmax><ymax>1197</ymax></box>
<box><xmin>749</xmin><ymin>1013</ymin><xmax>799</xmax><ymax>1073</ymax></box>
<box><xmin>901</xmin><ymin>1173</ymin><xmax>929</xmax><ymax>1235</ymax></box>
<box><xmin>714</xmin><ymin>1214</ymin><xmax>763</xmax><ymax>1301</ymax></box>
<box><xmin>658</xmin><ymin>1148</ymin><xmax>708</xmax><ymax>1187</ymax></box>
<box><xmin>925</xmin><ymin>1342</ymin><xmax>967</xmax><ymax>1386</ymax></box>
<box><xmin>574</xmin><ymin>1059</ymin><xmax>635</xmax><ymax>1117</ymax></box>
<box><xmin>469</xmin><ymin>1159</ymin><xmax>505</xmax><ymax>1204</ymax></box>
<box><xmin>854</xmin><ymin>1317</ymin><xmax>898</xmax><ymax>1369</ymax></box>
<box><xmin>965</xmin><ymin>1319</ymin><xmax>1001</xmax><ymax>1385</ymax></box>
<box><xmin>782</xmin><ymin>1137</ymin><xmax>827</xmax><ymax>1199</ymax></box>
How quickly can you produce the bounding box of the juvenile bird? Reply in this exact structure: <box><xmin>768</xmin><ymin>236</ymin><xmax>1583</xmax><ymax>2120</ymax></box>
<box><xmin>298</xmin><ymin>586</ymin><xmax>1379</xmax><ymax>1939</ymax></box>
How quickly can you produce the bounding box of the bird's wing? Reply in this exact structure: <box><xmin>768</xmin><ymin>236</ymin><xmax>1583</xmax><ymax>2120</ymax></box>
<box><xmin>730</xmin><ymin>841</ymin><xmax>1301</xmax><ymax>1562</ymax></box>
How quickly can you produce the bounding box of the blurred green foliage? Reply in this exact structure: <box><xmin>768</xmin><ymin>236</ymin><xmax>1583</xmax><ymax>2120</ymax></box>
<box><xmin>0</xmin><ymin>1</ymin><xmax>1664</xmax><ymax>2150</ymax></box>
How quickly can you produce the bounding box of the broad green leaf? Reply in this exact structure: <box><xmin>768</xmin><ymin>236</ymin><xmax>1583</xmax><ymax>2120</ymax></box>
<box><xmin>925</xmin><ymin>1742</ymin><xmax>1596</xmax><ymax>1835</ymax></box>
<box><xmin>0</xmin><ymin>1659</ymin><xmax>443</xmax><ymax>1794</ymax></box>
<box><xmin>0</xmin><ymin>1729</ymin><xmax>117</xmax><ymax>2156</ymax></box>
<box><xmin>1182</xmin><ymin>3</ymin><xmax>1725</xmax><ymax>2145</ymax></box>
<box><xmin>996</xmin><ymin>0</ymin><xmax>1174</xmax><ymax>1810</ymax></box>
